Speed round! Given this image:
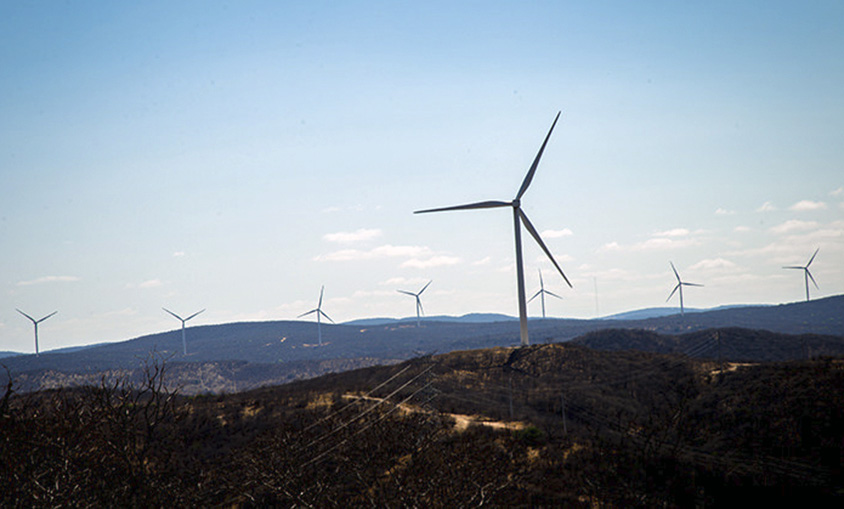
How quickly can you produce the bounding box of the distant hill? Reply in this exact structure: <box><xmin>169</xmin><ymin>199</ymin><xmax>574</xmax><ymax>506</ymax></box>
<box><xmin>343</xmin><ymin>313</ymin><xmax>517</xmax><ymax>326</ymax></box>
<box><xmin>3</xmin><ymin>294</ymin><xmax>843</xmax><ymax>393</ymax></box>
<box><xmin>0</xmin><ymin>351</ymin><xmax>21</xmax><ymax>359</ymax></box>
<box><xmin>572</xmin><ymin>327</ymin><xmax>844</xmax><ymax>362</ymax></box>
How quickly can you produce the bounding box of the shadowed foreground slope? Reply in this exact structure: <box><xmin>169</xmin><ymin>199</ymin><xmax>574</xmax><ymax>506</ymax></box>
<box><xmin>2</xmin><ymin>343</ymin><xmax>842</xmax><ymax>506</ymax></box>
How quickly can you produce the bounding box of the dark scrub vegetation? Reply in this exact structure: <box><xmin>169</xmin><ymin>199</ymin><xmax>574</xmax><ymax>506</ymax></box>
<box><xmin>2</xmin><ymin>343</ymin><xmax>842</xmax><ymax>506</ymax></box>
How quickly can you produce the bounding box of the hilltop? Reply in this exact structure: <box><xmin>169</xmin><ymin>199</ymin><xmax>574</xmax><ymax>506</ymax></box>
<box><xmin>3</xmin><ymin>341</ymin><xmax>842</xmax><ymax>506</ymax></box>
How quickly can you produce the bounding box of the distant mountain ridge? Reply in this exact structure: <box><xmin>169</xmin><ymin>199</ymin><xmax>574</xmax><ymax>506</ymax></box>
<box><xmin>343</xmin><ymin>313</ymin><xmax>517</xmax><ymax>326</ymax></box>
<box><xmin>3</xmin><ymin>294</ymin><xmax>843</xmax><ymax>393</ymax></box>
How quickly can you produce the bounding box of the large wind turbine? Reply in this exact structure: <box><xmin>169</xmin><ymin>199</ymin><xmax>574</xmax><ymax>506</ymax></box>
<box><xmin>783</xmin><ymin>247</ymin><xmax>819</xmax><ymax>302</ymax></box>
<box><xmin>415</xmin><ymin>112</ymin><xmax>571</xmax><ymax>346</ymax></box>
<box><xmin>528</xmin><ymin>269</ymin><xmax>562</xmax><ymax>319</ymax></box>
<box><xmin>162</xmin><ymin>307</ymin><xmax>205</xmax><ymax>356</ymax></box>
<box><xmin>298</xmin><ymin>286</ymin><xmax>333</xmax><ymax>346</ymax></box>
<box><xmin>666</xmin><ymin>262</ymin><xmax>703</xmax><ymax>315</ymax></box>
<box><xmin>16</xmin><ymin>309</ymin><xmax>57</xmax><ymax>356</ymax></box>
<box><xmin>398</xmin><ymin>280</ymin><xmax>432</xmax><ymax>327</ymax></box>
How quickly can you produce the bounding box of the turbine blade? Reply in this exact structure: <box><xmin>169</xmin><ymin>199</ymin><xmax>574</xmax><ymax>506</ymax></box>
<box><xmin>670</xmin><ymin>261</ymin><xmax>681</xmax><ymax>282</ymax></box>
<box><xmin>782</xmin><ymin>266</ymin><xmax>803</xmax><ymax>270</ymax></box>
<box><xmin>807</xmin><ymin>247</ymin><xmax>819</xmax><ymax>267</ymax></box>
<box><xmin>37</xmin><ymin>311</ymin><xmax>58</xmax><ymax>323</ymax></box>
<box><xmin>414</xmin><ymin>200</ymin><xmax>511</xmax><ymax>214</ymax></box>
<box><xmin>538</xmin><ymin>269</ymin><xmax>544</xmax><ymax>289</ymax></box>
<box><xmin>419</xmin><ymin>280</ymin><xmax>432</xmax><ymax>295</ymax></box>
<box><xmin>546</xmin><ymin>291</ymin><xmax>564</xmax><ymax>300</ymax></box>
<box><xmin>185</xmin><ymin>309</ymin><xmax>205</xmax><ymax>321</ymax></box>
<box><xmin>397</xmin><ymin>290</ymin><xmax>416</xmax><ymax>296</ymax></box>
<box><xmin>683</xmin><ymin>283</ymin><xmax>704</xmax><ymax>287</ymax></box>
<box><xmin>162</xmin><ymin>307</ymin><xmax>183</xmax><ymax>321</ymax></box>
<box><xmin>16</xmin><ymin>308</ymin><xmax>36</xmax><ymax>322</ymax></box>
<box><xmin>516</xmin><ymin>111</ymin><xmax>561</xmax><ymax>201</ymax></box>
<box><xmin>518</xmin><ymin>209</ymin><xmax>572</xmax><ymax>287</ymax></box>
<box><xmin>318</xmin><ymin>286</ymin><xmax>324</xmax><ymax>308</ymax></box>
<box><xmin>807</xmin><ymin>269</ymin><xmax>819</xmax><ymax>289</ymax></box>
<box><xmin>528</xmin><ymin>290</ymin><xmax>542</xmax><ymax>302</ymax></box>
<box><xmin>417</xmin><ymin>298</ymin><xmax>425</xmax><ymax>316</ymax></box>
<box><xmin>298</xmin><ymin>309</ymin><xmax>317</xmax><ymax>318</ymax></box>
<box><xmin>319</xmin><ymin>310</ymin><xmax>335</xmax><ymax>323</ymax></box>
<box><xmin>667</xmin><ymin>284</ymin><xmax>680</xmax><ymax>302</ymax></box>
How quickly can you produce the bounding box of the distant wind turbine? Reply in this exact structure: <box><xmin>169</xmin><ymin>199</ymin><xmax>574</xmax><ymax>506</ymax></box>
<box><xmin>528</xmin><ymin>269</ymin><xmax>562</xmax><ymax>319</ymax></box>
<box><xmin>783</xmin><ymin>247</ymin><xmax>819</xmax><ymax>302</ymax></box>
<box><xmin>398</xmin><ymin>280</ymin><xmax>432</xmax><ymax>327</ymax></box>
<box><xmin>415</xmin><ymin>112</ymin><xmax>572</xmax><ymax>346</ymax></box>
<box><xmin>162</xmin><ymin>307</ymin><xmax>205</xmax><ymax>355</ymax></box>
<box><xmin>666</xmin><ymin>262</ymin><xmax>703</xmax><ymax>315</ymax></box>
<box><xmin>298</xmin><ymin>286</ymin><xmax>333</xmax><ymax>346</ymax></box>
<box><xmin>16</xmin><ymin>309</ymin><xmax>57</xmax><ymax>356</ymax></box>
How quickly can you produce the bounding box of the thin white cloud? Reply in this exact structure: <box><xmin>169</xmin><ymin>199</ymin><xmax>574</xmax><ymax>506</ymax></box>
<box><xmin>172</xmin><ymin>251</ymin><xmax>185</xmax><ymax>257</ymax></box>
<box><xmin>653</xmin><ymin>228</ymin><xmax>690</xmax><ymax>237</ymax></box>
<box><xmin>138</xmin><ymin>279</ymin><xmax>163</xmax><ymax>289</ymax></box>
<box><xmin>598</xmin><ymin>234</ymin><xmax>699</xmax><ymax>252</ymax></box>
<box><xmin>789</xmin><ymin>200</ymin><xmax>827</xmax><ymax>211</ymax></box>
<box><xmin>756</xmin><ymin>201</ymin><xmax>776</xmax><ymax>212</ymax></box>
<box><xmin>314</xmin><ymin>244</ymin><xmax>432</xmax><ymax>262</ymax></box>
<box><xmin>471</xmin><ymin>256</ymin><xmax>492</xmax><ymax>266</ymax></box>
<box><xmin>323</xmin><ymin>228</ymin><xmax>382</xmax><ymax>244</ymax></box>
<box><xmin>734</xmin><ymin>226</ymin><xmax>751</xmax><ymax>232</ymax></box>
<box><xmin>599</xmin><ymin>241</ymin><xmax>621</xmax><ymax>252</ymax></box>
<box><xmin>715</xmin><ymin>208</ymin><xmax>735</xmax><ymax>215</ymax></box>
<box><xmin>380</xmin><ymin>276</ymin><xmax>429</xmax><ymax>286</ymax></box>
<box><xmin>541</xmin><ymin>228</ymin><xmax>573</xmax><ymax>238</ymax></box>
<box><xmin>634</xmin><ymin>237</ymin><xmax>700</xmax><ymax>250</ymax></box>
<box><xmin>17</xmin><ymin>275</ymin><xmax>80</xmax><ymax>286</ymax></box>
<box><xmin>401</xmin><ymin>256</ymin><xmax>461</xmax><ymax>269</ymax></box>
<box><xmin>829</xmin><ymin>187</ymin><xmax>843</xmax><ymax>197</ymax></box>
<box><xmin>689</xmin><ymin>258</ymin><xmax>738</xmax><ymax>271</ymax></box>
<box><xmin>769</xmin><ymin>219</ymin><xmax>819</xmax><ymax>235</ymax></box>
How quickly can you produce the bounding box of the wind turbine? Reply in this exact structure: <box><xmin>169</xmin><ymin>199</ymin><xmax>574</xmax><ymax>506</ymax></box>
<box><xmin>398</xmin><ymin>280</ymin><xmax>432</xmax><ymax>327</ymax></box>
<box><xmin>16</xmin><ymin>309</ymin><xmax>57</xmax><ymax>356</ymax></box>
<box><xmin>298</xmin><ymin>286</ymin><xmax>333</xmax><ymax>346</ymax></box>
<box><xmin>162</xmin><ymin>307</ymin><xmax>205</xmax><ymax>356</ymax></box>
<box><xmin>415</xmin><ymin>112</ymin><xmax>571</xmax><ymax>346</ymax></box>
<box><xmin>528</xmin><ymin>269</ymin><xmax>562</xmax><ymax>319</ymax></box>
<box><xmin>666</xmin><ymin>262</ymin><xmax>703</xmax><ymax>315</ymax></box>
<box><xmin>783</xmin><ymin>247</ymin><xmax>819</xmax><ymax>302</ymax></box>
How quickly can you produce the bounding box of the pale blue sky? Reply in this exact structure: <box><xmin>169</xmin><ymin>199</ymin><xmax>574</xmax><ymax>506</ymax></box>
<box><xmin>2</xmin><ymin>1</ymin><xmax>842</xmax><ymax>352</ymax></box>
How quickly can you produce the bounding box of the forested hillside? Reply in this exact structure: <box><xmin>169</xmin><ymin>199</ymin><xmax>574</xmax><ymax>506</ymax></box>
<box><xmin>3</xmin><ymin>343</ymin><xmax>841</xmax><ymax>506</ymax></box>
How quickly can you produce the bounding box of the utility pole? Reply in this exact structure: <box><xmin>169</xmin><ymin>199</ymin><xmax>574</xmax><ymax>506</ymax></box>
<box><xmin>508</xmin><ymin>375</ymin><xmax>514</xmax><ymax>420</ymax></box>
<box><xmin>561</xmin><ymin>392</ymin><xmax>568</xmax><ymax>435</ymax></box>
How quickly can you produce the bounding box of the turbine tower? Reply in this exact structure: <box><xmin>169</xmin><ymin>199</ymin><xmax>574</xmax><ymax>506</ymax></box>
<box><xmin>528</xmin><ymin>269</ymin><xmax>562</xmax><ymax>319</ymax></box>
<box><xmin>162</xmin><ymin>307</ymin><xmax>205</xmax><ymax>356</ymax></box>
<box><xmin>298</xmin><ymin>286</ymin><xmax>333</xmax><ymax>346</ymax></box>
<box><xmin>398</xmin><ymin>280</ymin><xmax>432</xmax><ymax>327</ymax></box>
<box><xmin>16</xmin><ymin>309</ymin><xmax>57</xmax><ymax>356</ymax></box>
<box><xmin>783</xmin><ymin>247</ymin><xmax>819</xmax><ymax>302</ymax></box>
<box><xmin>666</xmin><ymin>262</ymin><xmax>703</xmax><ymax>315</ymax></box>
<box><xmin>415</xmin><ymin>112</ymin><xmax>571</xmax><ymax>346</ymax></box>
